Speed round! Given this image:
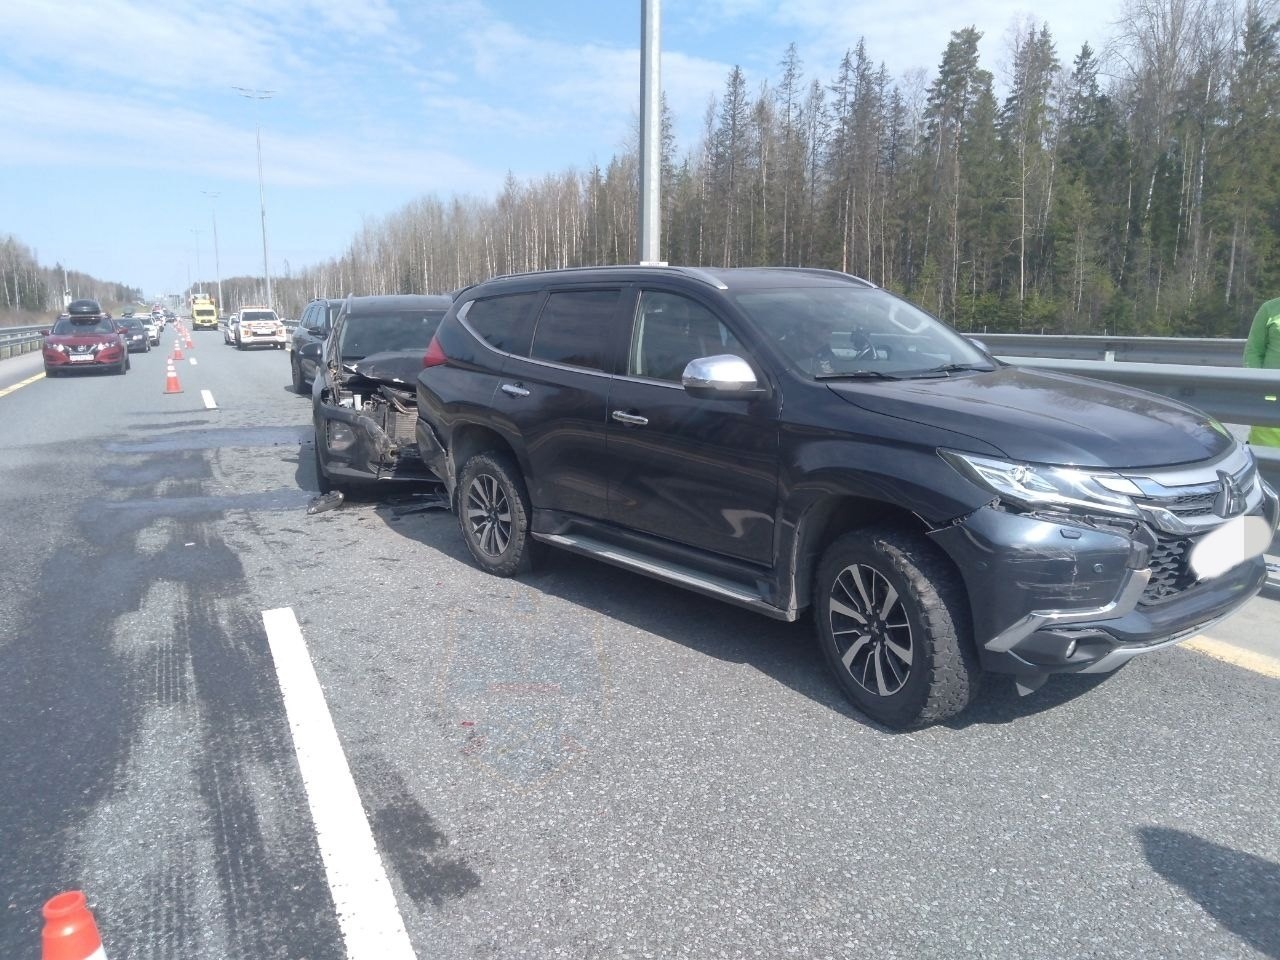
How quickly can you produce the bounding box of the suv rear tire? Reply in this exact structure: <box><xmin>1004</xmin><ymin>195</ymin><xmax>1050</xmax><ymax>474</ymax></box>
<box><xmin>291</xmin><ymin>353</ymin><xmax>307</xmax><ymax>394</ymax></box>
<box><xmin>457</xmin><ymin>451</ymin><xmax>535</xmax><ymax>576</ymax></box>
<box><xmin>815</xmin><ymin>527</ymin><xmax>980</xmax><ymax>729</ymax></box>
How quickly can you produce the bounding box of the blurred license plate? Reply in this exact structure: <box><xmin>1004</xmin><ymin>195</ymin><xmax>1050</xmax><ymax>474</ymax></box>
<box><xmin>1189</xmin><ymin>515</ymin><xmax>1272</xmax><ymax>580</ymax></box>
<box><xmin>69</xmin><ymin>354</ymin><xmax>94</xmax><ymax>362</ymax></box>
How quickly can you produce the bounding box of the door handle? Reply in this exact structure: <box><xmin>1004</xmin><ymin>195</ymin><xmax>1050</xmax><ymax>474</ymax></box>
<box><xmin>500</xmin><ymin>383</ymin><xmax>530</xmax><ymax>398</ymax></box>
<box><xmin>611</xmin><ymin>410</ymin><xmax>649</xmax><ymax>426</ymax></box>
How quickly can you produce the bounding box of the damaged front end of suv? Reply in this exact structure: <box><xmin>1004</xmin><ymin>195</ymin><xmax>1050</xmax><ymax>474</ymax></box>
<box><xmin>314</xmin><ymin>351</ymin><xmax>441</xmax><ymax>493</ymax></box>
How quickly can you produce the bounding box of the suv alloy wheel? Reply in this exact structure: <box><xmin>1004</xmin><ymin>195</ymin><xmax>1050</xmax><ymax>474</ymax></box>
<box><xmin>815</xmin><ymin>527</ymin><xmax>980</xmax><ymax>728</ymax></box>
<box><xmin>457</xmin><ymin>451</ymin><xmax>536</xmax><ymax>576</ymax></box>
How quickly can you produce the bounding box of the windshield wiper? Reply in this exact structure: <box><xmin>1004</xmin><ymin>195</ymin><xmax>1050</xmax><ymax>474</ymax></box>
<box><xmin>912</xmin><ymin>362</ymin><xmax>994</xmax><ymax>375</ymax></box>
<box><xmin>814</xmin><ymin>370</ymin><xmax>906</xmax><ymax>381</ymax></box>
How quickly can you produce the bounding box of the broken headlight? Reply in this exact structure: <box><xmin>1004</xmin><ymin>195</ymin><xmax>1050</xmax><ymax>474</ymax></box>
<box><xmin>327</xmin><ymin>421</ymin><xmax>356</xmax><ymax>451</ymax></box>
<box><xmin>940</xmin><ymin>450</ymin><xmax>1142</xmax><ymax>519</ymax></box>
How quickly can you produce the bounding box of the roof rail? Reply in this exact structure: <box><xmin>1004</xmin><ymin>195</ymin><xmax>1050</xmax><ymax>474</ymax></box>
<box><xmin>783</xmin><ymin>267</ymin><xmax>877</xmax><ymax>288</ymax></box>
<box><xmin>482</xmin><ymin>264</ymin><xmax>730</xmax><ymax>290</ymax></box>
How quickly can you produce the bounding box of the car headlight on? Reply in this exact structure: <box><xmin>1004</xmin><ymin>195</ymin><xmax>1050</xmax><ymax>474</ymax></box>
<box><xmin>47</xmin><ymin>343</ymin><xmax>69</xmax><ymax>354</ymax></box>
<box><xmin>940</xmin><ymin>450</ymin><xmax>1142</xmax><ymax>519</ymax></box>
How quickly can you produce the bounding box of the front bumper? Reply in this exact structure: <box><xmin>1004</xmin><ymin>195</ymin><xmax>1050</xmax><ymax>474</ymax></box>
<box><xmin>316</xmin><ymin>404</ymin><xmax>439</xmax><ymax>485</ymax></box>
<box><xmin>931</xmin><ymin>489</ymin><xmax>1279</xmax><ymax>679</ymax></box>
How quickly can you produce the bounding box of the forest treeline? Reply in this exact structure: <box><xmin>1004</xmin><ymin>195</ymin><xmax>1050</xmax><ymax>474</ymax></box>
<box><xmin>251</xmin><ymin>0</ymin><xmax>1275</xmax><ymax>337</ymax></box>
<box><xmin>0</xmin><ymin>235</ymin><xmax>142</xmax><ymax>325</ymax></box>
<box><xmin>10</xmin><ymin>0</ymin><xmax>1280</xmax><ymax>338</ymax></box>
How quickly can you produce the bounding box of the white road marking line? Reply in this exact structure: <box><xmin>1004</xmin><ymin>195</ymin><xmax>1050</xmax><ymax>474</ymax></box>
<box><xmin>189</xmin><ymin>357</ymin><xmax>198</xmax><ymax>366</ymax></box>
<box><xmin>0</xmin><ymin>372</ymin><xmax>46</xmax><ymax>397</ymax></box>
<box><xmin>261</xmin><ymin>608</ymin><xmax>417</xmax><ymax>959</ymax></box>
<box><xmin>1184</xmin><ymin>635</ymin><xmax>1280</xmax><ymax>679</ymax></box>
<box><xmin>201</xmin><ymin>389</ymin><xmax>217</xmax><ymax>409</ymax></box>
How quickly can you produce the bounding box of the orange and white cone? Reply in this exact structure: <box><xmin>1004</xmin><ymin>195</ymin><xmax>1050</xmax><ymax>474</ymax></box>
<box><xmin>164</xmin><ymin>360</ymin><xmax>183</xmax><ymax>394</ymax></box>
<box><xmin>184</xmin><ymin>330</ymin><xmax>193</xmax><ymax>349</ymax></box>
<box><xmin>42</xmin><ymin>891</ymin><xmax>107</xmax><ymax>960</ymax></box>
<box><xmin>172</xmin><ymin>342</ymin><xmax>184</xmax><ymax>361</ymax></box>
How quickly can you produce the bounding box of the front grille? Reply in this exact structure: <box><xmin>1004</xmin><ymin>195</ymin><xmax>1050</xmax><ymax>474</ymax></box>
<box><xmin>1141</xmin><ymin>535</ymin><xmax>1197</xmax><ymax>605</ymax></box>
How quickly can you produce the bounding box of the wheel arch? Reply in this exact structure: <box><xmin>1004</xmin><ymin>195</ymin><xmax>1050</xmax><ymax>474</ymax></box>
<box><xmin>790</xmin><ymin>495</ymin><xmax>960</xmax><ymax>617</ymax></box>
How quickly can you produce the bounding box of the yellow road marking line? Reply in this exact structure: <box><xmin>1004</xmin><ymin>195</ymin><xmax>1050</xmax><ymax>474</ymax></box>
<box><xmin>1184</xmin><ymin>635</ymin><xmax>1280</xmax><ymax>679</ymax></box>
<box><xmin>0</xmin><ymin>372</ymin><xmax>45</xmax><ymax>398</ymax></box>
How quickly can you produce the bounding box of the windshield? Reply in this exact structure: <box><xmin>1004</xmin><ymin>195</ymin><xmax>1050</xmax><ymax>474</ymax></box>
<box><xmin>241</xmin><ymin>311</ymin><xmax>278</xmax><ymax>324</ymax></box>
<box><xmin>731</xmin><ymin>286</ymin><xmax>992</xmax><ymax>379</ymax></box>
<box><xmin>51</xmin><ymin>316</ymin><xmax>115</xmax><ymax>335</ymax></box>
<box><xmin>119</xmin><ymin>318</ymin><xmax>144</xmax><ymax>331</ymax></box>
<box><xmin>338</xmin><ymin>309</ymin><xmax>447</xmax><ymax>360</ymax></box>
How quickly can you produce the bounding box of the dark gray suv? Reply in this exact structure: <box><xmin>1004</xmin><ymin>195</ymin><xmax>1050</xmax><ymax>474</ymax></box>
<box><xmin>415</xmin><ymin>266</ymin><xmax>1278</xmax><ymax>728</ymax></box>
<box><xmin>291</xmin><ymin>297</ymin><xmax>344</xmax><ymax>393</ymax></box>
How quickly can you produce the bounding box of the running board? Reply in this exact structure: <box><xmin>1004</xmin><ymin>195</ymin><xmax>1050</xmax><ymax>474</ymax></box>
<box><xmin>534</xmin><ymin>532</ymin><xmax>796</xmax><ymax>621</ymax></box>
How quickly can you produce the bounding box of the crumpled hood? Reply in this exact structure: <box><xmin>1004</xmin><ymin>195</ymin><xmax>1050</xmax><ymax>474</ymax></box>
<box><xmin>346</xmin><ymin>350</ymin><xmax>423</xmax><ymax>387</ymax></box>
<box><xmin>827</xmin><ymin>365</ymin><xmax>1233</xmax><ymax>469</ymax></box>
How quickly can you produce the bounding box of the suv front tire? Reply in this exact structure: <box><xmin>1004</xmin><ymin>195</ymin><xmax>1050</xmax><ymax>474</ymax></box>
<box><xmin>815</xmin><ymin>527</ymin><xmax>980</xmax><ymax>729</ymax></box>
<box><xmin>457</xmin><ymin>451</ymin><xmax>536</xmax><ymax>576</ymax></box>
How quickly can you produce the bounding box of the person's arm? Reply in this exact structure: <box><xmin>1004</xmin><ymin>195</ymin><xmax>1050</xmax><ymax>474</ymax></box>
<box><xmin>1243</xmin><ymin>301</ymin><xmax>1273</xmax><ymax>368</ymax></box>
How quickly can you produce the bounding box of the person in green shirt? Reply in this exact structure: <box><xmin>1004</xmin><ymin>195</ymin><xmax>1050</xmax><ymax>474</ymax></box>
<box><xmin>1244</xmin><ymin>297</ymin><xmax>1280</xmax><ymax>447</ymax></box>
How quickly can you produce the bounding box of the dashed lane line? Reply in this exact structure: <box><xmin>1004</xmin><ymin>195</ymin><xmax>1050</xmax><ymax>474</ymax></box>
<box><xmin>261</xmin><ymin>607</ymin><xmax>417</xmax><ymax>959</ymax></box>
<box><xmin>0</xmin><ymin>372</ymin><xmax>45</xmax><ymax>398</ymax></box>
<box><xmin>189</xmin><ymin>357</ymin><xmax>198</xmax><ymax>366</ymax></box>
<box><xmin>1184</xmin><ymin>635</ymin><xmax>1280</xmax><ymax>679</ymax></box>
<box><xmin>201</xmin><ymin>389</ymin><xmax>217</xmax><ymax>409</ymax></box>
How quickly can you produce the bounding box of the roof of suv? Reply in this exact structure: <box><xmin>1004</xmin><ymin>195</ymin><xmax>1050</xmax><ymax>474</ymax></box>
<box><xmin>463</xmin><ymin>265</ymin><xmax>877</xmax><ymax>297</ymax></box>
<box><xmin>341</xmin><ymin>294</ymin><xmax>452</xmax><ymax>315</ymax></box>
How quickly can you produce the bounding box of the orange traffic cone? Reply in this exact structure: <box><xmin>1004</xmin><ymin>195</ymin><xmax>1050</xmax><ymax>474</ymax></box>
<box><xmin>184</xmin><ymin>332</ymin><xmax>194</xmax><ymax>350</ymax></box>
<box><xmin>164</xmin><ymin>361</ymin><xmax>183</xmax><ymax>394</ymax></box>
<box><xmin>172</xmin><ymin>342</ymin><xmax>184</xmax><ymax>361</ymax></box>
<box><xmin>42</xmin><ymin>891</ymin><xmax>107</xmax><ymax>960</ymax></box>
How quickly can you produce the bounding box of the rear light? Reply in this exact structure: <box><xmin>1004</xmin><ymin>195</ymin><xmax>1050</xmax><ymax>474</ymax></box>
<box><xmin>423</xmin><ymin>334</ymin><xmax>448</xmax><ymax>368</ymax></box>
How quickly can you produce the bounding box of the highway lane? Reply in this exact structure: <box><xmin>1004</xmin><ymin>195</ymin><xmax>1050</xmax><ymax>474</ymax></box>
<box><xmin>0</xmin><ymin>332</ymin><xmax>1278</xmax><ymax>959</ymax></box>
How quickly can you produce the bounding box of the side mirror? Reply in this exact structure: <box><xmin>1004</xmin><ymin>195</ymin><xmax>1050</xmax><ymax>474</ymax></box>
<box><xmin>682</xmin><ymin>354</ymin><xmax>766</xmax><ymax>400</ymax></box>
<box><xmin>39</xmin><ymin>329</ymin><xmax>50</xmax><ymax>336</ymax></box>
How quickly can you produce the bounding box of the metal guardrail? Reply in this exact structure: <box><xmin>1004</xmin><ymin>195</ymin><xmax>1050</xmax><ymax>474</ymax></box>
<box><xmin>980</xmin><ymin>333</ymin><xmax>1246</xmax><ymax>366</ymax></box>
<box><xmin>0</xmin><ymin>324</ymin><xmax>46</xmax><ymax>360</ymax></box>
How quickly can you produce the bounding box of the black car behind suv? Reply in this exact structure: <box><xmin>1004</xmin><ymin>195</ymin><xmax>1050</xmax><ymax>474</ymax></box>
<box><xmin>313</xmin><ymin>294</ymin><xmax>452</xmax><ymax>494</ymax></box>
<box><xmin>415</xmin><ymin>266</ymin><xmax>1278</xmax><ymax>728</ymax></box>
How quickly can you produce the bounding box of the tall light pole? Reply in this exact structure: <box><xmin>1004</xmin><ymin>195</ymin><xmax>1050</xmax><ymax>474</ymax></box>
<box><xmin>638</xmin><ymin>0</ymin><xmax>662</xmax><ymax>264</ymax></box>
<box><xmin>234</xmin><ymin>86</ymin><xmax>275</xmax><ymax>309</ymax></box>
<box><xmin>202</xmin><ymin>190</ymin><xmax>224</xmax><ymax>313</ymax></box>
<box><xmin>190</xmin><ymin>228</ymin><xmax>202</xmax><ymax>294</ymax></box>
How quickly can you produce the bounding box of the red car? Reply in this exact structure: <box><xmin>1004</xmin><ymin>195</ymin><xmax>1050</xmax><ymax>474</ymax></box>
<box><xmin>42</xmin><ymin>300</ymin><xmax>130</xmax><ymax>377</ymax></box>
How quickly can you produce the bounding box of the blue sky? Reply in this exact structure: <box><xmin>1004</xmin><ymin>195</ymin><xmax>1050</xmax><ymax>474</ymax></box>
<box><xmin>0</xmin><ymin>0</ymin><xmax>1119</xmax><ymax>298</ymax></box>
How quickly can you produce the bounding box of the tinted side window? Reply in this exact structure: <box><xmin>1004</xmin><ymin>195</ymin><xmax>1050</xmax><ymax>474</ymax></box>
<box><xmin>529</xmin><ymin>290</ymin><xmax>620</xmax><ymax>371</ymax></box>
<box><xmin>462</xmin><ymin>293</ymin><xmax>539</xmax><ymax>356</ymax></box>
<box><xmin>628</xmin><ymin>291</ymin><xmax>747</xmax><ymax>382</ymax></box>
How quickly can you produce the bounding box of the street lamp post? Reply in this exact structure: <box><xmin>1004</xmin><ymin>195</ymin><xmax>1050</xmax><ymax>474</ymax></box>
<box><xmin>234</xmin><ymin>86</ymin><xmax>275</xmax><ymax>309</ymax></box>
<box><xmin>191</xmin><ymin>228</ymin><xmax>202</xmax><ymax>294</ymax></box>
<box><xmin>202</xmin><ymin>190</ymin><xmax>224</xmax><ymax>314</ymax></box>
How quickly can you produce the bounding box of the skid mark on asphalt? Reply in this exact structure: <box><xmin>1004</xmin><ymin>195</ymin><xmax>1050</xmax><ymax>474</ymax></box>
<box><xmin>357</xmin><ymin>755</ymin><xmax>481</xmax><ymax>910</ymax></box>
<box><xmin>1184</xmin><ymin>636</ymin><xmax>1280</xmax><ymax>678</ymax></box>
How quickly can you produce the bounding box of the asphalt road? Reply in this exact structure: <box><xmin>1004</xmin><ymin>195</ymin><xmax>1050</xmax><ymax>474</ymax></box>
<box><xmin>1</xmin><ymin>329</ymin><xmax>1278</xmax><ymax>959</ymax></box>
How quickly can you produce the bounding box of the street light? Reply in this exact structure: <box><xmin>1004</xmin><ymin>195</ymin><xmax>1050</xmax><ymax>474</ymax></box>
<box><xmin>234</xmin><ymin>86</ymin><xmax>275</xmax><ymax>309</ymax></box>
<box><xmin>190</xmin><ymin>228</ymin><xmax>202</xmax><ymax>294</ymax></box>
<box><xmin>202</xmin><ymin>190</ymin><xmax>224</xmax><ymax>314</ymax></box>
